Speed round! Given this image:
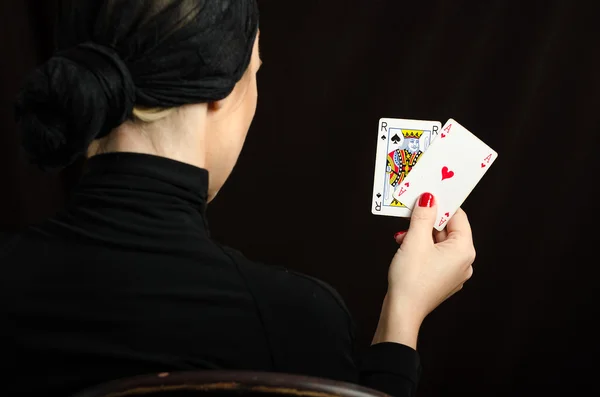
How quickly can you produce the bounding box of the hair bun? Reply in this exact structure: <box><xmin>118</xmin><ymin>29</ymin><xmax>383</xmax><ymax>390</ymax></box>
<box><xmin>15</xmin><ymin>42</ymin><xmax>136</xmax><ymax>169</ymax></box>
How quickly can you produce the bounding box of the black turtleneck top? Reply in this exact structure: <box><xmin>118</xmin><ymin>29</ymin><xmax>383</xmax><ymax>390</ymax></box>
<box><xmin>2</xmin><ymin>153</ymin><xmax>421</xmax><ymax>397</ymax></box>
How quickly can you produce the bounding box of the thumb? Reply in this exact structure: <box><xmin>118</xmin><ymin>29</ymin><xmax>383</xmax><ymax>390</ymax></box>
<box><xmin>406</xmin><ymin>192</ymin><xmax>437</xmax><ymax>240</ymax></box>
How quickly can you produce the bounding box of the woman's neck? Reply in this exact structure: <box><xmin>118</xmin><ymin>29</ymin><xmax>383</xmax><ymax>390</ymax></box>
<box><xmin>87</xmin><ymin>105</ymin><xmax>208</xmax><ymax>169</ymax></box>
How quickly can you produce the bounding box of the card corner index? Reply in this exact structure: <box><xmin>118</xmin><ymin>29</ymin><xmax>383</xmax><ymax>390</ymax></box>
<box><xmin>434</xmin><ymin>223</ymin><xmax>446</xmax><ymax>232</ymax></box>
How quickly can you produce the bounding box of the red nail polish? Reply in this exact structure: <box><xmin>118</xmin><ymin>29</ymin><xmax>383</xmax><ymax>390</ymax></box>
<box><xmin>394</xmin><ymin>231</ymin><xmax>406</xmax><ymax>239</ymax></box>
<box><xmin>418</xmin><ymin>192</ymin><xmax>435</xmax><ymax>207</ymax></box>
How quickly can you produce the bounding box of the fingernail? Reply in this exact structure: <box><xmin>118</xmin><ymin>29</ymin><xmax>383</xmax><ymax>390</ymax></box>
<box><xmin>418</xmin><ymin>192</ymin><xmax>435</xmax><ymax>207</ymax></box>
<box><xmin>394</xmin><ymin>231</ymin><xmax>406</xmax><ymax>239</ymax></box>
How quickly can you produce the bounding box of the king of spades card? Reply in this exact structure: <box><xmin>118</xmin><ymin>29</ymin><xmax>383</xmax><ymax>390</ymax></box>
<box><xmin>384</xmin><ymin>128</ymin><xmax>431</xmax><ymax>208</ymax></box>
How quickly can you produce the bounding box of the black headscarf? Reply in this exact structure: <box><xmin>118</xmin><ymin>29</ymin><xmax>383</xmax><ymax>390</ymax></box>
<box><xmin>15</xmin><ymin>0</ymin><xmax>259</xmax><ymax>169</ymax></box>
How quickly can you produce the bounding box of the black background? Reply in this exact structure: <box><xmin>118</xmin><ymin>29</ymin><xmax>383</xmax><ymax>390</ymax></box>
<box><xmin>1</xmin><ymin>1</ymin><xmax>598</xmax><ymax>395</ymax></box>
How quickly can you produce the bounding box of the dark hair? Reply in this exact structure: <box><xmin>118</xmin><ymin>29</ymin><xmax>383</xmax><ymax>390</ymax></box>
<box><xmin>15</xmin><ymin>0</ymin><xmax>259</xmax><ymax>169</ymax></box>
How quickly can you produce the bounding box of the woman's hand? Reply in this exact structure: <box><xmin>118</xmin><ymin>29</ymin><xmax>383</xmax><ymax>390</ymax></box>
<box><xmin>372</xmin><ymin>192</ymin><xmax>476</xmax><ymax>349</ymax></box>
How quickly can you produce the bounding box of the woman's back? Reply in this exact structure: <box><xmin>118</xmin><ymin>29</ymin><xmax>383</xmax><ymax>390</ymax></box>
<box><xmin>2</xmin><ymin>153</ymin><xmax>359</xmax><ymax>396</ymax></box>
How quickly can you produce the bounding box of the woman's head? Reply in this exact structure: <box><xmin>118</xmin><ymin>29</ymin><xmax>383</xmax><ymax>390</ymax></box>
<box><xmin>16</xmin><ymin>0</ymin><xmax>260</xmax><ymax>200</ymax></box>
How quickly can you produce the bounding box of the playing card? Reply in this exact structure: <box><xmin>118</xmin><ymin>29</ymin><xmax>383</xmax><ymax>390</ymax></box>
<box><xmin>371</xmin><ymin>118</ymin><xmax>442</xmax><ymax>217</ymax></box>
<box><xmin>392</xmin><ymin>119</ymin><xmax>498</xmax><ymax>230</ymax></box>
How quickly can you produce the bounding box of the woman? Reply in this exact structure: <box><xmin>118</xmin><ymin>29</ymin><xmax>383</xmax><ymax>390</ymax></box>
<box><xmin>3</xmin><ymin>1</ymin><xmax>475</xmax><ymax>396</ymax></box>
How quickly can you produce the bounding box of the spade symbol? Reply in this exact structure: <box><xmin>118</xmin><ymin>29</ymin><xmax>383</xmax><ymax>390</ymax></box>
<box><xmin>381</xmin><ymin>135</ymin><xmax>386</xmax><ymax>140</ymax></box>
<box><xmin>376</xmin><ymin>193</ymin><xmax>382</xmax><ymax>198</ymax></box>
<box><xmin>391</xmin><ymin>134</ymin><xmax>401</xmax><ymax>145</ymax></box>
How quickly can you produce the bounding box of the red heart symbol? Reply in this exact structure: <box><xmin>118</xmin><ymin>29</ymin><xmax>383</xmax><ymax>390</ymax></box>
<box><xmin>445</xmin><ymin>212</ymin><xmax>450</xmax><ymax>217</ymax></box>
<box><xmin>441</xmin><ymin>166</ymin><xmax>455</xmax><ymax>181</ymax></box>
<box><xmin>404</xmin><ymin>182</ymin><xmax>410</xmax><ymax>187</ymax></box>
<box><xmin>441</xmin><ymin>133</ymin><xmax>446</xmax><ymax>138</ymax></box>
<box><xmin>481</xmin><ymin>163</ymin><xmax>486</xmax><ymax>168</ymax></box>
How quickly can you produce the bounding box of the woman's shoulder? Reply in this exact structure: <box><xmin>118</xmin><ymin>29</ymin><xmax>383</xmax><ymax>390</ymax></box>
<box><xmin>219</xmin><ymin>245</ymin><xmax>357</xmax><ymax>374</ymax></box>
<box><xmin>220</xmin><ymin>245</ymin><xmax>353</xmax><ymax>324</ymax></box>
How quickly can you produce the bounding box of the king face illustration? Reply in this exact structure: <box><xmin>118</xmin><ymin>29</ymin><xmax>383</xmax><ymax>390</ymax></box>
<box><xmin>385</xmin><ymin>129</ymin><xmax>425</xmax><ymax>207</ymax></box>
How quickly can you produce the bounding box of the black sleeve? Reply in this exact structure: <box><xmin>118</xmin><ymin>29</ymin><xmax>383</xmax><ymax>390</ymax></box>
<box><xmin>359</xmin><ymin>342</ymin><xmax>422</xmax><ymax>397</ymax></box>
<box><xmin>220</xmin><ymin>247</ymin><xmax>423</xmax><ymax>396</ymax></box>
<box><xmin>295</xmin><ymin>274</ymin><xmax>423</xmax><ymax>396</ymax></box>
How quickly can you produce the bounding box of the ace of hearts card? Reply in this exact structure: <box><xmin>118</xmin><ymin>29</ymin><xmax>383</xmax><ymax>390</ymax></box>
<box><xmin>392</xmin><ymin>119</ymin><xmax>498</xmax><ymax>230</ymax></box>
